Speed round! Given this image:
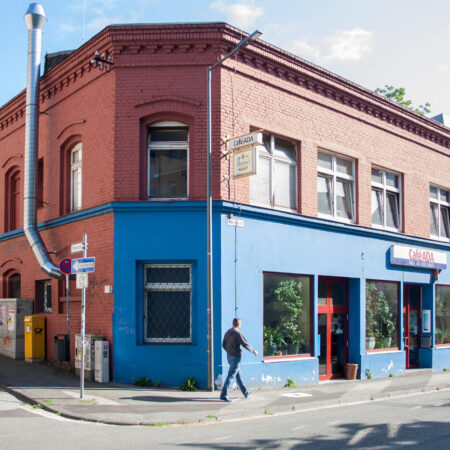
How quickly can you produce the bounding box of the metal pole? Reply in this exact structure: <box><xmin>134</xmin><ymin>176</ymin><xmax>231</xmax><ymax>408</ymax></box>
<box><xmin>80</xmin><ymin>233</ymin><xmax>87</xmax><ymax>399</ymax></box>
<box><xmin>206</xmin><ymin>30</ymin><xmax>262</xmax><ymax>392</ymax></box>
<box><xmin>66</xmin><ymin>274</ymin><xmax>70</xmax><ymax>356</ymax></box>
<box><xmin>206</xmin><ymin>66</ymin><xmax>214</xmax><ymax>392</ymax></box>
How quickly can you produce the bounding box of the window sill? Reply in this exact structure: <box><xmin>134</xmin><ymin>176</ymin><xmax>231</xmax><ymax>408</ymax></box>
<box><xmin>430</xmin><ymin>235</ymin><xmax>450</xmax><ymax>243</ymax></box>
<box><xmin>371</xmin><ymin>224</ymin><xmax>401</xmax><ymax>233</ymax></box>
<box><xmin>366</xmin><ymin>348</ymin><xmax>401</xmax><ymax>354</ymax></box>
<box><xmin>147</xmin><ymin>197</ymin><xmax>188</xmax><ymax>201</ymax></box>
<box><xmin>262</xmin><ymin>355</ymin><xmax>313</xmax><ymax>363</ymax></box>
<box><xmin>436</xmin><ymin>344</ymin><xmax>450</xmax><ymax>348</ymax></box>
<box><xmin>317</xmin><ymin>213</ymin><xmax>355</xmax><ymax>224</ymax></box>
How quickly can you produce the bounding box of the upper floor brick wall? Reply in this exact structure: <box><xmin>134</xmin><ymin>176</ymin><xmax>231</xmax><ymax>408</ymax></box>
<box><xmin>0</xmin><ymin>23</ymin><xmax>448</xmax><ymax>241</ymax></box>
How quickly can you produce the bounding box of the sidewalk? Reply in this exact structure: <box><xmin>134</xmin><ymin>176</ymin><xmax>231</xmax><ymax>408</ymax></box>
<box><xmin>1</xmin><ymin>355</ymin><xmax>450</xmax><ymax>426</ymax></box>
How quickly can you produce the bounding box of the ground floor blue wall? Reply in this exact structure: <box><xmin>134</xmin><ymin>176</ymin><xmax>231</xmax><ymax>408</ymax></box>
<box><xmin>111</xmin><ymin>201</ymin><xmax>450</xmax><ymax>388</ymax></box>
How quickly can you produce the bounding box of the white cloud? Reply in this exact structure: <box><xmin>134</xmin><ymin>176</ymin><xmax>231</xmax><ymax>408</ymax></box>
<box><xmin>86</xmin><ymin>15</ymin><xmax>127</xmax><ymax>32</ymax></box>
<box><xmin>290</xmin><ymin>39</ymin><xmax>320</xmax><ymax>60</ymax></box>
<box><xmin>58</xmin><ymin>23</ymin><xmax>79</xmax><ymax>37</ymax></box>
<box><xmin>210</xmin><ymin>0</ymin><xmax>263</xmax><ymax>29</ymax></box>
<box><xmin>289</xmin><ymin>28</ymin><xmax>373</xmax><ymax>64</ymax></box>
<box><xmin>324</xmin><ymin>28</ymin><xmax>373</xmax><ymax>62</ymax></box>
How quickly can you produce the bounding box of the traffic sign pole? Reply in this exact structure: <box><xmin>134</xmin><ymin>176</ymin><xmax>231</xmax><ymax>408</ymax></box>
<box><xmin>80</xmin><ymin>234</ymin><xmax>87</xmax><ymax>399</ymax></box>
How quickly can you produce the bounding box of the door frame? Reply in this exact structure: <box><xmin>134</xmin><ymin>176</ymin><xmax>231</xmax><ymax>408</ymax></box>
<box><xmin>318</xmin><ymin>276</ymin><xmax>349</xmax><ymax>380</ymax></box>
<box><xmin>403</xmin><ymin>284</ymin><xmax>421</xmax><ymax>369</ymax></box>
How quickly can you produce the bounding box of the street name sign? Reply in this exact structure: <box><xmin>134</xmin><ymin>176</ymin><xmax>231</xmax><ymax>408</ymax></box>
<box><xmin>227</xmin><ymin>131</ymin><xmax>263</xmax><ymax>152</ymax></box>
<box><xmin>72</xmin><ymin>257</ymin><xmax>95</xmax><ymax>274</ymax></box>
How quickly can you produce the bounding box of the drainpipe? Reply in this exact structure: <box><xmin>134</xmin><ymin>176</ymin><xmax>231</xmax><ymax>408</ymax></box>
<box><xmin>24</xmin><ymin>3</ymin><xmax>61</xmax><ymax>279</ymax></box>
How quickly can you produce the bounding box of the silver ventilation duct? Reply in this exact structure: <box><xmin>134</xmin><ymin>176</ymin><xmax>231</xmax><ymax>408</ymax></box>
<box><xmin>24</xmin><ymin>3</ymin><xmax>61</xmax><ymax>279</ymax></box>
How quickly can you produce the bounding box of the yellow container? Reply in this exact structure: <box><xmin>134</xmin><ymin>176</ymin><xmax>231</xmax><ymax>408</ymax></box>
<box><xmin>24</xmin><ymin>315</ymin><xmax>46</xmax><ymax>361</ymax></box>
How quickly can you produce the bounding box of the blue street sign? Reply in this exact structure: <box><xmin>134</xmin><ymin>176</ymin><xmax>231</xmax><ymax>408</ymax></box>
<box><xmin>72</xmin><ymin>257</ymin><xmax>95</xmax><ymax>274</ymax></box>
<box><xmin>59</xmin><ymin>258</ymin><xmax>72</xmax><ymax>274</ymax></box>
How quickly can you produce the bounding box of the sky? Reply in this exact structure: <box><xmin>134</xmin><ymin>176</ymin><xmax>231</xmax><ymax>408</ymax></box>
<box><xmin>1</xmin><ymin>0</ymin><xmax>449</xmax><ymax>117</ymax></box>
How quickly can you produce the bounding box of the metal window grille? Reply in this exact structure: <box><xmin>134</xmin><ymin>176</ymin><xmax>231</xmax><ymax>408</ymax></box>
<box><xmin>37</xmin><ymin>279</ymin><xmax>52</xmax><ymax>313</ymax></box>
<box><xmin>143</xmin><ymin>264</ymin><xmax>192</xmax><ymax>343</ymax></box>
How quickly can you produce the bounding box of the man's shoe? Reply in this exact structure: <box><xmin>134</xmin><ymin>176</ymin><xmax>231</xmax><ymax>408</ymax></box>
<box><xmin>245</xmin><ymin>390</ymin><xmax>252</xmax><ymax>398</ymax></box>
<box><xmin>220</xmin><ymin>396</ymin><xmax>232</xmax><ymax>402</ymax></box>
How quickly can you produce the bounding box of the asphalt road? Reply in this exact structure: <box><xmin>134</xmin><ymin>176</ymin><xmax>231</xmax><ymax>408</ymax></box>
<box><xmin>2</xmin><ymin>388</ymin><xmax>450</xmax><ymax>449</ymax></box>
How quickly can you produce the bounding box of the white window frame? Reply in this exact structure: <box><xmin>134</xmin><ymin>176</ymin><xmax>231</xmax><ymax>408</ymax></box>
<box><xmin>430</xmin><ymin>186</ymin><xmax>450</xmax><ymax>241</ymax></box>
<box><xmin>371</xmin><ymin>167</ymin><xmax>402</xmax><ymax>232</ymax></box>
<box><xmin>317</xmin><ymin>150</ymin><xmax>355</xmax><ymax>223</ymax></box>
<box><xmin>70</xmin><ymin>143</ymin><xmax>82</xmax><ymax>212</ymax></box>
<box><xmin>143</xmin><ymin>264</ymin><xmax>192</xmax><ymax>344</ymax></box>
<box><xmin>147</xmin><ymin>121</ymin><xmax>189</xmax><ymax>200</ymax></box>
<box><xmin>250</xmin><ymin>133</ymin><xmax>297</xmax><ymax>211</ymax></box>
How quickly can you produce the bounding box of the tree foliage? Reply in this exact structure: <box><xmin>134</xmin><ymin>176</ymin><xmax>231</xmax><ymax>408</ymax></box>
<box><xmin>375</xmin><ymin>85</ymin><xmax>431</xmax><ymax>116</ymax></box>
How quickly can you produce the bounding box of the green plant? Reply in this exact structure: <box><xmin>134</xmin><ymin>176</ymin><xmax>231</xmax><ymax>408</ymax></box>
<box><xmin>206</xmin><ymin>414</ymin><xmax>217</xmax><ymax>419</ymax></box>
<box><xmin>443</xmin><ymin>368</ymin><xmax>448</xmax><ymax>372</ymax></box>
<box><xmin>284</xmin><ymin>378</ymin><xmax>298</xmax><ymax>388</ymax></box>
<box><xmin>43</xmin><ymin>399</ymin><xmax>55</xmax><ymax>406</ymax></box>
<box><xmin>366</xmin><ymin>283</ymin><xmax>396</xmax><ymax>349</ymax></box>
<box><xmin>133</xmin><ymin>376</ymin><xmax>152</xmax><ymax>387</ymax></box>
<box><xmin>389</xmin><ymin>373</ymin><xmax>394</xmax><ymax>377</ymax></box>
<box><xmin>32</xmin><ymin>403</ymin><xmax>43</xmax><ymax>409</ymax></box>
<box><xmin>154</xmin><ymin>380</ymin><xmax>162</xmax><ymax>388</ymax></box>
<box><xmin>370</xmin><ymin>395</ymin><xmax>375</xmax><ymax>401</ymax></box>
<box><xmin>179</xmin><ymin>377</ymin><xmax>199</xmax><ymax>391</ymax></box>
<box><xmin>275</xmin><ymin>279</ymin><xmax>304</xmax><ymax>352</ymax></box>
<box><xmin>264</xmin><ymin>409</ymin><xmax>274</xmax><ymax>415</ymax></box>
<box><xmin>366</xmin><ymin>369</ymin><xmax>373</xmax><ymax>379</ymax></box>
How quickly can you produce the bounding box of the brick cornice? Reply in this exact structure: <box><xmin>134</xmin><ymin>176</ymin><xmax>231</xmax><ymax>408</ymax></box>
<box><xmin>1</xmin><ymin>22</ymin><xmax>448</xmax><ymax>150</ymax></box>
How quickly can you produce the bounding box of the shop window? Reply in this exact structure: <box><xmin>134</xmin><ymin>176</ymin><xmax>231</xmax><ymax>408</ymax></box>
<box><xmin>148</xmin><ymin>122</ymin><xmax>188</xmax><ymax>199</ymax></box>
<box><xmin>366</xmin><ymin>281</ymin><xmax>399</xmax><ymax>350</ymax></box>
<box><xmin>436</xmin><ymin>285</ymin><xmax>450</xmax><ymax>345</ymax></box>
<box><xmin>250</xmin><ymin>134</ymin><xmax>297</xmax><ymax>210</ymax></box>
<box><xmin>143</xmin><ymin>264</ymin><xmax>192</xmax><ymax>343</ymax></box>
<box><xmin>263</xmin><ymin>272</ymin><xmax>311</xmax><ymax>357</ymax></box>
<box><xmin>317</xmin><ymin>151</ymin><xmax>355</xmax><ymax>222</ymax></box>
<box><xmin>5</xmin><ymin>168</ymin><xmax>21</xmax><ymax>231</ymax></box>
<box><xmin>36</xmin><ymin>279</ymin><xmax>52</xmax><ymax>313</ymax></box>
<box><xmin>430</xmin><ymin>186</ymin><xmax>450</xmax><ymax>240</ymax></box>
<box><xmin>371</xmin><ymin>168</ymin><xmax>401</xmax><ymax>231</ymax></box>
<box><xmin>70</xmin><ymin>144</ymin><xmax>82</xmax><ymax>211</ymax></box>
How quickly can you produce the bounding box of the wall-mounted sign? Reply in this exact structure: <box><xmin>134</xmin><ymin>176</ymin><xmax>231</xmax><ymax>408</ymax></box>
<box><xmin>390</xmin><ymin>245</ymin><xmax>447</xmax><ymax>270</ymax></box>
<box><xmin>233</xmin><ymin>146</ymin><xmax>259</xmax><ymax>178</ymax></box>
<box><xmin>227</xmin><ymin>132</ymin><xmax>263</xmax><ymax>152</ymax></box>
<box><xmin>422</xmin><ymin>309</ymin><xmax>431</xmax><ymax>333</ymax></box>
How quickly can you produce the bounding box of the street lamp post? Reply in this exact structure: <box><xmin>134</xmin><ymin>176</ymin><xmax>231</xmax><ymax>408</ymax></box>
<box><xmin>206</xmin><ymin>30</ymin><xmax>262</xmax><ymax>391</ymax></box>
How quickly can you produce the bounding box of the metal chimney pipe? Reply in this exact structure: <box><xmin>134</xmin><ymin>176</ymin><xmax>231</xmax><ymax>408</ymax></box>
<box><xmin>24</xmin><ymin>3</ymin><xmax>61</xmax><ymax>279</ymax></box>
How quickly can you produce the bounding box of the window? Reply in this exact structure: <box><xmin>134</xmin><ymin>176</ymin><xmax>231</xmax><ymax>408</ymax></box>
<box><xmin>3</xmin><ymin>271</ymin><xmax>21</xmax><ymax>298</ymax></box>
<box><xmin>436</xmin><ymin>285</ymin><xmax>450</xmax><ymax>345</ymax></box>
<box><xmin>317</xmin><ymin>151</ymin><xmax>355</xmax><ymax>222</ymax></box>
<box><xmin>366</xmin><ymin>281</ymin><xmax>399</xmax><ymax>350</ymax></box>
<box><xmin>148</xmin><ymin>123</ymin><xmax>188</xmax><ymax>199</ymax></box>
<box><xmin>263</xmin><ymin>273</ymin><xmax>311</xmax><ymax>357</ymax></box>
<box><xmin>430</xmin><ymin>187</ymin><xmax>450</xmax><ymax>240</ymax></box>
<box><xmin>5</xmin><ymin>168</ymin><xmax>21</xmax><ymax>231</ymax></box>
<box><xmin>250</xmin><ymin>134</ymin><xmax>297</xmax><ymax>210</ymax></box>
<box><xmin>37</xmin><ymin>279</ymin><xmax>52</xmax><ymax>313</ymax></box>
<box><xmin>143</xmin><ymin>264</ymin><xmax>192</xmax><ymax>343</ymax></box>
<box><xmin>371</xmin><ymin>168</ymin><xmax>401</xmax><ymax>231</ymax></box>
<box><xmin>70</xmin><ymin>144</ymin><xmax>82</xmax><ymax>211</ymax></box>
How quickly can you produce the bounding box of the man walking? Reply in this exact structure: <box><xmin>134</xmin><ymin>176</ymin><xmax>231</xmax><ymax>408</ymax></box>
<box><xmin>220</xmin><ymin>318</ymin><xmax>258</xmax><ymax>402</ymax></box>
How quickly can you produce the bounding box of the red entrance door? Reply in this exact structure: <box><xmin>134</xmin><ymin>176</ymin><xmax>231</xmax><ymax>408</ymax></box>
<box><xmin>403</xmin><ymin>285</ymin><xmax>421</xmax><ymax>369</ymax></box>
<box><xmin>318</xmin><ymin>277</ymin><xmax>348</xmax><ymax>380</ymax></box>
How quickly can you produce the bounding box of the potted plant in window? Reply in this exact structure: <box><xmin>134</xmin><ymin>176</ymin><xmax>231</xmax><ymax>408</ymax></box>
<box><xmin>274</xmin><ymin>279</ymin><xmax>303</xmax><ymax>355</ymax></box>
<box><xmin>263</xmin><ymin>326</ymin><xmax>277</xmax><ymax>356</ymax></box>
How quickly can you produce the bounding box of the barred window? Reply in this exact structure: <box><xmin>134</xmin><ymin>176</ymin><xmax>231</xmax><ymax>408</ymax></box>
<box><xmin>143</xmin><ymin>264</ymin><xmax>192</xmax><ymax>343</ymax></box>
<box><xmin>37</xmin><ymin>280</ymin><xmax>52</xmax><ymax>313</ymax></box>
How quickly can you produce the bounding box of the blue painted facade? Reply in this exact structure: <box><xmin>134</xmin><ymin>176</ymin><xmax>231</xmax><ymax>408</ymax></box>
<box><xmin>110</xmin><ymin>200</ymin><xmax>450</xmax><ymax>387</ymax></box>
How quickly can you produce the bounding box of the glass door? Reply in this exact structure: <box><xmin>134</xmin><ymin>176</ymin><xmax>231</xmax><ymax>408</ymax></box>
<box><xmin>403</xmin><ymin>285</ymin><xmax>420</xmax><ymax>368</ymax></box>
<box><xmin>318</xmin><ymin>277</ymin><xmax>348</xmax><ymax>380</ymax></box>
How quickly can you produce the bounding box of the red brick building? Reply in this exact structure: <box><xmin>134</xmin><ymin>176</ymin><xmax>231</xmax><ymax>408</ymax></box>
<box><xmin>0</xmin><ymin>20</ymin><xmax>449</xmax><ymax>386</ymax></box>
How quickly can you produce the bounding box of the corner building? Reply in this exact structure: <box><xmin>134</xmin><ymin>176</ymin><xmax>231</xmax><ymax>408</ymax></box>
<box><xmin>0</xmin><ymin>23</ymin><xmax>449</xmax><ymax>387</ymax></box>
